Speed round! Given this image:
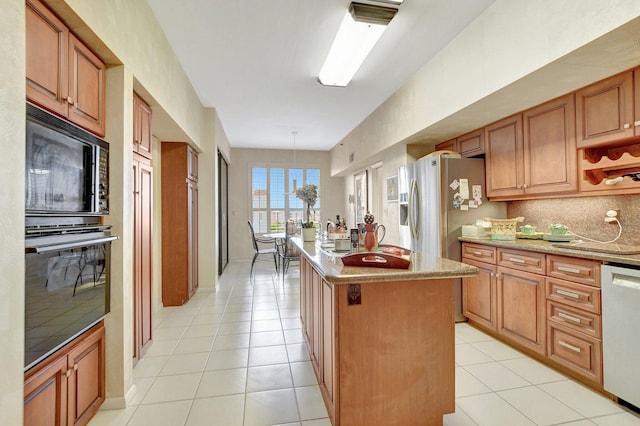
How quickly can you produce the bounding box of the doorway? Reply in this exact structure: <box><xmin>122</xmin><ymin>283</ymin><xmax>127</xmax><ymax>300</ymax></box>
<box><xmin>218</xmin><ymin>150</ymin><xmax>229</xmax><ymax>274</ymax></box>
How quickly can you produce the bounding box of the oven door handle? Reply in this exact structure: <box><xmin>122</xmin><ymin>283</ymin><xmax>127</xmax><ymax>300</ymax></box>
<box><xmin>26</xmin><ymin>235</ymin><xmax>119</xmax><ymax>254</ymax></box>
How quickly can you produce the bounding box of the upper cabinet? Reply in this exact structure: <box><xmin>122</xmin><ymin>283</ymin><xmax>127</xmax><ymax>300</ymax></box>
<box><xmin>522</xmin><ymin>94</ymin><xmax>577</xmax><ymax>196</ymax></box>
<box><xmin>486</xmin><ymin>94</ymin><xmax>577</xmax><ymax>200</ymax></box>
<box><xmin>485</xmin><ymin>114</ymin><xmax>523</xmax><ymax>198</ymax></box>
<box><xmin>435</xmin><ymin>129</ymin><xmax>484</xmax><ymax>157</ymax></box>
<box><xmin>26</xmin><ymin>0</ymin><xmax>106</xmax><ymax>136</ymax></box>
<box><xmin>576</xmin><ymin>72</ymin><xmax>634</xmax><ymax>148</ymax></box>
<box><xmin>133</xmin><ymin>92</ymin><xmax>153</xmax><ymax>159</ymax></box>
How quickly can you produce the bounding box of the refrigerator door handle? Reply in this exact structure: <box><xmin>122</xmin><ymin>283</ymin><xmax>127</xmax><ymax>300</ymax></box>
<box><xmin>409</xmin><ymin>178</ymin><xmax>420</xmax><ymax>240</ymax></box>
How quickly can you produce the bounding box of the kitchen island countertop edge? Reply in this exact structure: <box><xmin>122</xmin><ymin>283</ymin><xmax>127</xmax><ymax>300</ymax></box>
<box><xmin>291</xmin><ymin>236</ymin><xmax>478</xmax><ymax>284</ymax></box>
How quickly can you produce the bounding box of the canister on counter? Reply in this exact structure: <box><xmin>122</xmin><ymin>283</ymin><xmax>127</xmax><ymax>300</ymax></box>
<box><xmin>350</xmin><ymin>228</ymin><xmax>359</xmax><ymax>253</ymax></box>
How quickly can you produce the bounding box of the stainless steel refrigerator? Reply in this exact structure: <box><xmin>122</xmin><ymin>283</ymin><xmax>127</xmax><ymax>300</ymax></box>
<box><xmin>398</xmin><ymin>154</ymin><xmax>506</xmax><ymax>321</ymax></box>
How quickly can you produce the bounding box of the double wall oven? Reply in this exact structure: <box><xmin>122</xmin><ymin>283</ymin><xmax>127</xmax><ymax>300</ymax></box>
<box><xmin>24</xmin><ymin>103</ymin><xmax>117</xmax><ymax>371</ymax></box>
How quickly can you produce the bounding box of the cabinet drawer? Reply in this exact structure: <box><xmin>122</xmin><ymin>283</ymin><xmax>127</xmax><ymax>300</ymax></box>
<box><xmin>462</xmin><ymin>243</ymin><xmax>496</xmax><ymax>264</ymax></box>
<box><xmin>498</xmin><ymin>248</ymin><xmax>545</xmax><ymax>274</ymax></box>
<box><xmin>546</xmin><ymin>277</ymin><xmax>601</xmax><ymax>314</ymax></box>
<box><xmin>547</xmin><ymin>322</ymin><xmax>602</xmax><ymax>384</ymax></box>
<box><xmin>547</xmin><ymin>300</ymin><xmax>601</xmax><ymax>338</ymax></box>
<box><xmin>547</xmin><ymin>255</ymin><xmax>600</xmax><ymax>287</ymax></box>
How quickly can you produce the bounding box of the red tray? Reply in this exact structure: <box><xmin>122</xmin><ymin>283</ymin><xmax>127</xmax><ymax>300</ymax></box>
<box><xmin>341</xmin><ymin>245</ymin><xmax>411</xmax><ymax>269</ymax></box>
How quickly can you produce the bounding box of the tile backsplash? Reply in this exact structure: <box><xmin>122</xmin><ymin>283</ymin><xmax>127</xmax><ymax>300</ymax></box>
<box><xmin>508</xmin><ymin>195</ymin><xmax>640</xmax><ymax>246</ymax></box>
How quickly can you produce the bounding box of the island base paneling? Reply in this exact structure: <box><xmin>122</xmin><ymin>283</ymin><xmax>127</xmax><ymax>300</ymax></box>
<box><xmin>300</xmin><ymin>256</ymin><xmax>456</xmax><ymax>426</ymax></box>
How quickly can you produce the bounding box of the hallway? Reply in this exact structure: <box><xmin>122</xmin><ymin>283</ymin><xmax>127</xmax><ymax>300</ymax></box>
<box><xmin>89</xmin><ymin>261</ymin><xmax>640</xmax><ymax>426</ymax></box>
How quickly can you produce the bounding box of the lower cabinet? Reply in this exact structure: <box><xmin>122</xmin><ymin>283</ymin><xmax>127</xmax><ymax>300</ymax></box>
<box><xmin>496</xmin><ymin>266</ymin><xmax>546</xmax><ymax>355</ymax></box>
<box><xmin>24</xmin><ymin>322</ymin><xmax>105</xmax><ymax>426</ymax></box>
<box><xmin>462</xmin><ymin>243</ymin><xmax>603</xmax><ymax>386</ymax></box>
<box><xmin>462</xmin><ymin>258</ymin><xmax>497</xmax><ymax>331</ymax></box>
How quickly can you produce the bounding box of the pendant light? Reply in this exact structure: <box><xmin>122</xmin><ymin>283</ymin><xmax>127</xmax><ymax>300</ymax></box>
<box><xmin>292</xmin><ymin>131</ymin><xmax>298</xmax><ymax>192</ymax></box>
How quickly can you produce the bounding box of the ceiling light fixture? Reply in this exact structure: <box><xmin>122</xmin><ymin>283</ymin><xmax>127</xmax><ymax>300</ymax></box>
<box><xmin>318</xmin><ymin>2</ymin><xmax>398</xmax><ymax>87</ymax></box>
<box><xmin>292</xmin><ymin>131</ymin><xmax>298</xmax><ymax>192</ymax></box>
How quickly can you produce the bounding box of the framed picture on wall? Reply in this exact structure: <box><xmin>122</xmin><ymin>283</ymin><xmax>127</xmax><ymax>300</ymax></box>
<box><xmin>386</xmin><ymin>176</ymin><xmax>398</xmax><ymax>202</ymax></box>
<box><xmin>354</xmin><ymin>170</ymin><xmax>368</xmax><ymax>224</ymax></box>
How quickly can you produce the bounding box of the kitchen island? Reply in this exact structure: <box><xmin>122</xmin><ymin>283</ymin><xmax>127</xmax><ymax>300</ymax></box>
<box><xmin>291</xmin><ymin>237</ymin><xmax>478</xmax><ymax>426</ymax></box>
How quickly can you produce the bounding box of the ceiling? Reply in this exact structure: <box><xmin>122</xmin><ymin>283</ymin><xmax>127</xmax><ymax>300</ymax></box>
<box><xmin>145</xmin><ymin>0</ymin><xmax>495</xmax><ymax>151</ymax></box>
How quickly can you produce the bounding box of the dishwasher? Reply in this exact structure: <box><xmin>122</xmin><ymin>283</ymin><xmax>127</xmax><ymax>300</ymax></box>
<box><xmin>602</xmin><ymin>264</ymin><xmax>640</xmax><ymax>410</ymax></box>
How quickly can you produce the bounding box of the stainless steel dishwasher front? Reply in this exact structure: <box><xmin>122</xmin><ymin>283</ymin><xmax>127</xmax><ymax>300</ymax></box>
<box><xmin>602</xmin><ymin>264</ymin><xmax>640</xmax><ymax>410</ymax></box>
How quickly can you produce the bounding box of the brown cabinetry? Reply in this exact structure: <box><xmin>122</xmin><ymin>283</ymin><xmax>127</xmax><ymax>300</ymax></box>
<box><xmin>462</xmin><ymin>257</ymin><xmax>497</xmax><ymax>331</ymax></box>
<box><xmin>546</xmin><ymin>255</ymin><xmax>602</xmax><ymax>384</ymax></box>
<box><xmin>161</xmin><ymin>143</ymin><xmax>199</xmax><ymax>306</ymax></box>
<box><xmin>26</xmin><ymin>0</ymin><xmax>105</xmax><ymax>136</ymax></box>
<box><xmin>462</xmin><ymin>243</ymin><xmax>604</xmax><ymax>386</ymax></box>
<box><xmin>133</xmin><ymin>92</ymin><xmax>153</xmax><ymax>361</ymax></box>
<box><xmin>463</xmin><ymin>244</ymin><xmax>546</xmax><ymax>355</ymax></box>
<box><xmin>299</xmin><ymin>253</ymin><xmax>455</xmax><ymax>425</ymax></box>
<box><xmin>576</xmin><ymin>71</ymin><xmax>634</xmax><ymax>148</ymax></box>
<box><xmin>133</xmin><ymin>158</ymin><xmax>153</xmax><ymax>360</ymax></box>
<box><xmin>133</xmin><ymin>93</ymin><xmax>152</xmax><ymax>159</ymax></box>
<box><xmin>435</xmin><ymin>128</ymin><xmax>485</xmax><ymax>157</ymax></box>
<box><xmin>496</xmin><ymin>265</ymin><xmax>546</xmax><ymax>355</ymax></box>
<box><xmin>486</xmin><ymin>95</ymin><xmax>577</xmax><ymax>200</ymax></box>
<box><xmin>24</xmin><ymin>322</ymin><xmax>105</xmax><ymax>426</ymax></box>
<box><xmin>485</xmin><ymin>114</ymin><xmax>523</xmax><ymax>198</ymax></box>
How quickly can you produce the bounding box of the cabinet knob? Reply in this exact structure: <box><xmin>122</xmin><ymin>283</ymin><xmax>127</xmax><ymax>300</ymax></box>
<box><xmin>67</xmin><ymin>96</ymin><xmax>74</xmax><ymax>105</ymax></box>
<box><xmin>522</xmin><ymin>183</ymin><xmax>528</xmax><ymax>189</ymax></box>
<box><xmin>623</xmin><ymin>123</ymin><xmax>631</xmax><ymax>129</ymax></box>
<box><xmin>634</xmin><ymin>120</ymin><xmax>640</xmax><ymax>127</ymax></box>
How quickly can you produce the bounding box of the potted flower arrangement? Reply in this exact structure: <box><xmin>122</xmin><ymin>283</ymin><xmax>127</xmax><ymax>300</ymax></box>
<box><xmin>295</xmin><ymin>183</ymin><xmax>318</xmax><ymax>241</ymax></box>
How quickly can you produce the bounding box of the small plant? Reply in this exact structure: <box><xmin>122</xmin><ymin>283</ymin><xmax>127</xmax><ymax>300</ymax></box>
<box><xmin>295</xmin><ymin>184</ymin><xmax>318</xmax><ymax>227</ymax></box>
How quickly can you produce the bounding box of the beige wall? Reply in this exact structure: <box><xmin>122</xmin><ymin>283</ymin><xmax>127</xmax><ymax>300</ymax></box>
<box><xmin>1</xmin><ymin>0</ymin><xmax>225</xmax><ymax>418</ymax></box>
<box><xmin>331</xmin><ymin>0</ymin><xmax>640</xmax><ymax>176</ymax></box>
<box><xmin>0</xmin><ymin>1</ymin><xmax>25</xmax><ymax>424</ymax></box>
<box><xmin>228</xmin><ymin>148</ymin><xmax>344</xmax><ymax>262</ymax></box>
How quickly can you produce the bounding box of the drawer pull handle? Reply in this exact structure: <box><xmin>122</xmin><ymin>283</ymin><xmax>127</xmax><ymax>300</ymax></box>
<box><xmin>559</xmin><ymin>340</ymin><xmax>581</xmax><ymax>353</ymax></box>
<box><xmin>471</xmin><ymin>251</ymin><xmax>483</xmax><ymax>256</ymax></box>
<box><xmin>557</xmin><ymin>266</ymin><xmax>581</xmax><ymax>274</ymax></box>
<box><xmin>508</xmin><ymin>257</ymin><xmax>526</xmax><ymax>264</ymax></box>
<box><xmin>558</xmin><ymin>312</ymin><xmax>582</xmax><ymax>324</ymax></box>
<box><xmin>557</xmin><ymin>289</ymin><xmax>580</xmax><ymax>300</ymax></box>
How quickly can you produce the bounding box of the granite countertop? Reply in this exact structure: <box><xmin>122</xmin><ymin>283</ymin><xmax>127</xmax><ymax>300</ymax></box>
<box><xmin>291</xmin><ymin>237</ymin><xmax>478</xmax><ymax>285</ymax></box>
<box><xmin>459</xmin><ymin>236</ymin><xmax>640</xmax><ymax>267</ymax></box>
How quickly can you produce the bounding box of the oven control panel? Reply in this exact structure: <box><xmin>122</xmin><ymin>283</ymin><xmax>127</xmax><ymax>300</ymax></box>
<box><xmin>97</xmin><ymin>147</ymin><xmax>109</xmax><ymax>214</ymax></box>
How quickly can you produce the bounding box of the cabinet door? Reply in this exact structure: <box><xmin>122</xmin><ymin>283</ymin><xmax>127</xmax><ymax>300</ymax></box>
<box><xmin>26</xmin><ymin>0</ymin><xmax>69</xmax><ymax>117</ymax></box>
<box><xmin>458</xmin><ymin>129</ymin><xmax>484</xmax><ymax>157</ymax></box>
<box><xmin>311</xmin><ymin>269</ymin><xmax>323</xmax><ymax>375</ymax></box>
<box><xmin>68</xmin><ymin>34</ymin><xmax>106</xmax><ymax>136</ymax></box>
<box><xmin>66</xmin><ymin>325</ymin><xmax>105</xmax><ymax>426</ymax></box>
<box><xmin>188</xmin><ymin>181</ymin><xmax>198</xmax><ymax>296</ymax></box>
<box><xmin>322</xmin><ymin>280</ymin><xmax>335</xmax><ymax>410</ymax></box>
<box><xmin>133</xmin><ymin>160</ymin><xmax>153</xmax><ymax>361</ymax></box>
<box><xmin>24</xmin><ymin>355</ymin><xmax>68</xmax><ymax>426</ymax></box>
<box><xmin>435</xmin><ymin>138</ymin><xmax>458</xmax><ymax>153</ymax></box>
<box><xmin>523</xmin><ymin>94</ymin><xmax>577</xmax><ymax>195</ymax></box>
<box><xmin>462</xmin><ymin>258</ymin><xmax>497</xmax><ymax>331</ymax></box>
<box><xmin>485</xmin><ymin>114</ymin><xmax>524</xmax><ymax>198</ymax></box>
<box><xmin>134</xmin><ymin>93</ymin><xmax>153</xmax><ymax>159</ymax></box>
<box><xmin>497</xmin><ymin>267</ymin><xmax>546</xmax><ymax>355</ymax></box>
<box><xmin>576</xmin><ymin>71</ymin><xmax>634</xmax><ymax>148</ymax></box>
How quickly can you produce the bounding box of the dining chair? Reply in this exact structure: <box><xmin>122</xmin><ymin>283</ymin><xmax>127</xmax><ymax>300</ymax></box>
<box><xmin>278</xmin><ymin>220</ymin><xmax>300</xmax><ymax>279</ymax></box>
<box><xmin>248</xmin><ymin>221</ymin><xmax>279</xmax><ymax>276</ymax></box>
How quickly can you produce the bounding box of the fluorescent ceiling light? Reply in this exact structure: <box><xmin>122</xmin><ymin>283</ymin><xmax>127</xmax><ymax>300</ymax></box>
<box><xmin>318</xmin><ymin>2</ymin><xmax>398</xmax><ymax>87</ymax></box>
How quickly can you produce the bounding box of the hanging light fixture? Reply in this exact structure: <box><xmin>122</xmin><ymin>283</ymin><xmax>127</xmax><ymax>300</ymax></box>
<box><xmin>318</xmin><ymin>2</ymin><xmax>399</xmax><ymax>87</ymax></box>
<box><xmin>291</xmin><ymin>131</ymin><xmax>298</xmax><ymax>193</ymax></box>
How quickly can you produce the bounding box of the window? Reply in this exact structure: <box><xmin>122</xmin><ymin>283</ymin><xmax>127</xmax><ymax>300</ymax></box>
<box><xmin>251</xmin><ymin>167</ymin><xmax>320</xmax><ymax>233</ymax></box>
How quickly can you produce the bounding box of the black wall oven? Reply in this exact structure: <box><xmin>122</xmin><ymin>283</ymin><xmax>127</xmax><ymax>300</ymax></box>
<box><xmin>26</xmin><ymin>103</ymin><xmax>109</xmax><ymax>215</ymax></box>
<box><xmin>24</xmin><ymin>216</ymin><xmax>117</xmax><ymax>370</ymax></box>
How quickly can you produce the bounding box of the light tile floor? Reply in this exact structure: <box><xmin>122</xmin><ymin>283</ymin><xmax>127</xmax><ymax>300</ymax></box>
<box><xmin>89</xmin><ymin>261</ymin><xmax>640</xmax><ymax>426</ymax></box>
